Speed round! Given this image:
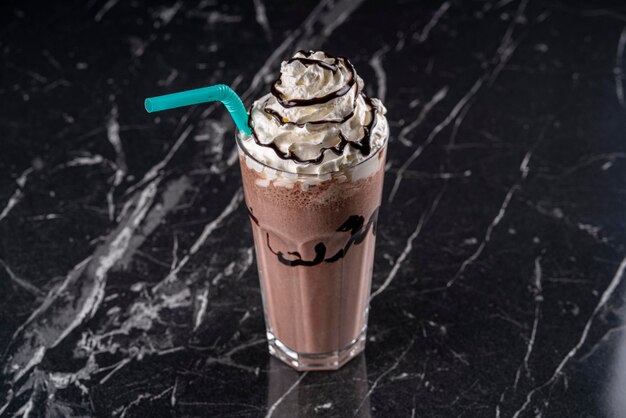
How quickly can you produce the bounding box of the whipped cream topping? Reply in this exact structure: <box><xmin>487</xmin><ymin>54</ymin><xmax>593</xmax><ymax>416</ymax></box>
<box><xmin>238</xmin><ymin>50</ymin><xmax>389</xmax><ymax>174</ymax></box>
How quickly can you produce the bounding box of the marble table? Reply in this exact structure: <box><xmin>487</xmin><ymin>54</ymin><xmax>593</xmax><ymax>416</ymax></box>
<box><xmin>2</xmin><ymin>0</ymin><xmax>626</xmax><ymax>416</ymax></box>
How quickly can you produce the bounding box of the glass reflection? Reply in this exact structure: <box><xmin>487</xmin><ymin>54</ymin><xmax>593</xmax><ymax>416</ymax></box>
<box><xmin>266</xmin><ymin>355</ymin><xmax>371</xmax><ymax>417</ymax></box>
<box><xmin>606</xmin><ymin>295</ymin><xmax>626</xmax><ymax>417</ymax></box>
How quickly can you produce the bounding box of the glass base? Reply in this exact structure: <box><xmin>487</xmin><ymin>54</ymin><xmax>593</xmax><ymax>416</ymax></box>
<box><xmin>267</xmin><ymin>330</ymin><xmax>366</xmax><ymax>371</ymax></box>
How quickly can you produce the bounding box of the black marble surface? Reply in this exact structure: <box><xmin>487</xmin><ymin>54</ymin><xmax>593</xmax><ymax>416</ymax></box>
<box><xmin>2</xmin><ymin>0</ymin><xmax>626</xmax><ymax>416</ymax></box>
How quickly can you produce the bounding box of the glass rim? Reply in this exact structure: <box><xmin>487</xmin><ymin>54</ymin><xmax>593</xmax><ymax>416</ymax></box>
<box><xmin>234</xmin><ymin>130</ymin><xmax>388</xmax><ymax>177</ymax></box>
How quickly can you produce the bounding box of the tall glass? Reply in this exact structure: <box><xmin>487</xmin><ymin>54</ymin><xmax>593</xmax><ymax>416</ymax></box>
<box><xmin>237</xmin><ymin>133</ymin><xmax>388</xmax><ymax>371</ymax></box>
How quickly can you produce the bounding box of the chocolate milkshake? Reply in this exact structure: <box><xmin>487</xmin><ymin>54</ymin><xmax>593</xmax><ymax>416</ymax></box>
<box><xmin>237</xmin><ymin>51</ymin><xmax>389</xmax><ymax>371</ymax></box>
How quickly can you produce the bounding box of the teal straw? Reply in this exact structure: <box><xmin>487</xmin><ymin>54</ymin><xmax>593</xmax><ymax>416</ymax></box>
<box><xmin>144</xmin><ymin>84</ymin><xmax>251</xmax><ymax>135</ymax></box>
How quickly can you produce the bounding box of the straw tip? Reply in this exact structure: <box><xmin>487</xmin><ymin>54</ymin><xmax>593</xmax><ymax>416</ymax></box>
<box><xmin>144</xmin><ymin>98</ymin><xmax>154</xmax><ymax>113</ymax></box>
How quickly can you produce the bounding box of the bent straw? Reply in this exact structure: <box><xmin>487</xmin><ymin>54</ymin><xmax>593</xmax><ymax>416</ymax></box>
<box><xmin>144</xmin><ymin>84</ymin><xmax>251</xmax><ymax>135</ymax></box>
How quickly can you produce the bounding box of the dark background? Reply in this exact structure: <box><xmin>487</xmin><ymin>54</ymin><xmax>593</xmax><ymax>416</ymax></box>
<box><xmin>2</xmin><ymin>0</ymin><xmax>626</xmax><ymax>417</ymax></box>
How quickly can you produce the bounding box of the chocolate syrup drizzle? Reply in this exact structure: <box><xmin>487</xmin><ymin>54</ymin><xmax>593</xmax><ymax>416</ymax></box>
<box><xmin>285</xmin><ymin>55</ymin><xmax>339</xmax><ymax>74</ymax></box>
<box><xmin>270</xmin><ymin>50</ymin><xmax>355</xmax><ymax>108</ymax></box>
<box><xmin>248</xmin><ymin>50</ymin><xmax>380</xmax><ymax>165</ymax></box>
<box><xmin>263</xmin><ymin>101</ymin><xmax>355</xmax><ymax>127</ymax></box>
<box><xmin>248</xmin><ymin>206</ymin><xmax>379</xmax><ymax>268</ymax></box>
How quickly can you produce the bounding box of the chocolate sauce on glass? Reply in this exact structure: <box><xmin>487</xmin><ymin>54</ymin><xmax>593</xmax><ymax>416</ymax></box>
<box><xmin>260</xmin><ymin>207</ymin><xmax>380</xmax><ymax>268</ymax></box>
<box><xmin>246</xmin><ymin>206</ymin><xmax>259</xmax><ymax>226</ymax></box>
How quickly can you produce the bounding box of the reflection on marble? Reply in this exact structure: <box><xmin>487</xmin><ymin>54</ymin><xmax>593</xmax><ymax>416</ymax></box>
<box><xmin>605</xmin><ymin>276</ymin><xmax>626</xmax><ymax>418</ymax></box>
<box><xmin>2</xmin><ymin>0</ymin><xmax>626</xmax><ymax>416</ymax></box>
<box><xmin>266</xmin><ymin>356</ymin><xmax>370</xmax><ymax>417</ymax></box>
